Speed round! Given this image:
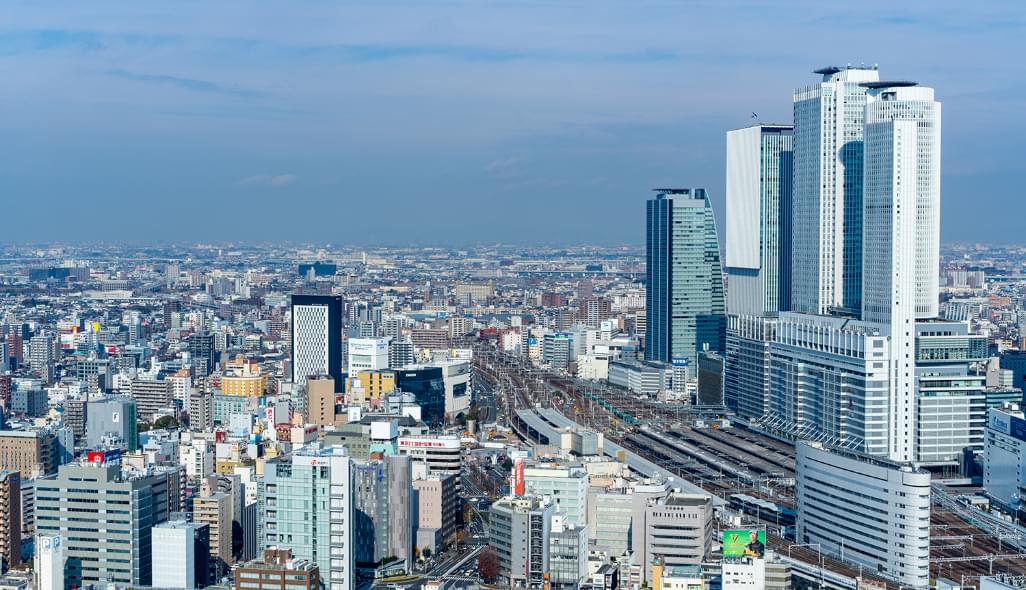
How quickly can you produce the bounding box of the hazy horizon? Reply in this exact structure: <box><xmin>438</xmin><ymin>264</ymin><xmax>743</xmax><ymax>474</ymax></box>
<box><xmin>2</xmin><ymin>1</ymin><xmax>1024</xmax><ymax>245</ymax></box>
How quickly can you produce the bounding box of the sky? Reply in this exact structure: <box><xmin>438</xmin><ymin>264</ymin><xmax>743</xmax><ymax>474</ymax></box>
<box><xmin>1</xmin><ymin>1</ymin><xmax>1024</xmax><ymax>246</ymax></box>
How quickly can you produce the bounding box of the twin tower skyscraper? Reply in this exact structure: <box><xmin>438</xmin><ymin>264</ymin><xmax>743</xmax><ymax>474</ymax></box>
<box><xmin>647</xmin><ymin>65</ymin><xmax>943</xmax><ymax>463</ymax></box>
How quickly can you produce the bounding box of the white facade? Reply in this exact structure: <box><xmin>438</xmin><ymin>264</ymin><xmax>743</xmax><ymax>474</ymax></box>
<box><xmin>722</xmin><ymin>558</ymin><xmax>766</xmax><ymax>589</ymax></box>
<box><xmin>524</xmin><ymin>464</ymin><xmax>588</xmax><ymax>527</ymax></box>
<box><xmin>796</xmin><ymin>441</ymin><xmax>930</xmax><ymax>589</ymax></box>
<box><xmin>770</xmin><ymin>312</ymin><xmax>892</xmax><ymax>456</ymax></box>
<box><xmin>792</xmin><ymin>65</ymin><xmax>879</xmax><ymax>315</ymax></box>
<box><xmin>348</xmin><ymin>338</ymin><xmax>390</xmax><ymax>372</ymax></box>
<box><xmin>292</xmin><ymin>302</ymin><xmax>331</xmax><ymax>387</ymax></box>
<box><xmin>152</xmin><ymin>521</ymin><xmax>200</xmax><ymax>589</ymax></box>
<box><xmin>34</xmin><ymin>534</ymin><xmax>64</xmax><ymax>590</ymax></box>
<box><xmin>984</xmin><ymin>406</ymin><xmax>1026</xmax><ymax>511</ymax></box>
<box><xmin>863</xmin><ymin>82</ymin><xmax>941</xmax><ymax>463</ymax></box>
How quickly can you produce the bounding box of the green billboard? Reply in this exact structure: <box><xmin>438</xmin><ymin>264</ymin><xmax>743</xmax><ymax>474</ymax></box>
<box><xmin>722</xmin><ymin>528</ymin><xmax>765</xmax><ymax>558</ymax></box>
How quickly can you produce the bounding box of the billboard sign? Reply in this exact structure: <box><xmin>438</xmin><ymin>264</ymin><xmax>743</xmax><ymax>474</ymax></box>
<box><xmin>722</xmin><ymin>528</ymin><xmax>766</xmax><ymax>558</ymax></box>
<box><xmin>513</xmin><ymin>457</ymin><xmax>525</xmax><ymax>496</ymax></box>
<box><xmin>672</xmin><ymin>357</ymin><xmax>689</xmax><ymax>367</ymax></box>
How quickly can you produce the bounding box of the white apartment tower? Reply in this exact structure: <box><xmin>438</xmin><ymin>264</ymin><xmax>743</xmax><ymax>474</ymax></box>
<box><xmin>862</xmin><ymin>81</ymin><xmax>941</xmax><ymax>462</ymax></box>
<box><xmin>792</xmin><ymin>65</ymin><xmax>879</xmax><ymax>316</ymax></box>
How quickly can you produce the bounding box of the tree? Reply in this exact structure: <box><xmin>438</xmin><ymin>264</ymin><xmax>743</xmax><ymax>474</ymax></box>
<box><xmin>421</xmin><ymin>548</ymin><xmax>432</xmax><ymax>560</ymax></box>
<box><xmin>153</xmin><ymin>415</ymin><xmax>177</xmax><ymax>430</ymax></box>
<box><xmin>478</xmin><ymin>546</ymin><xmax>499</xmax><ymax>581</ymax></box>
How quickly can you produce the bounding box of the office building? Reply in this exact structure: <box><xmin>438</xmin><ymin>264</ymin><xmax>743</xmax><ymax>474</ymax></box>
<box><xmin>638</xmin><ymin>493</ymin><xmax>713</xmax><ymax>583</ymax></box>
<box><xmin>724</xmin><ymin>315</ymin><xmax>777</xmax><ymax>420</ymax></box>
<box><xmin>984</xmin><ymin>406</ymin><xmax>1026</xmax><ymax>512</ymax></box>
<box><xmin>792</xmin><ymin>65</ymin><xmax>879</xmax><ymax>315</ymax></box>
<box><xmin>10</xmin><ymin>389</ymin><xmax>46</xmax><ymax>418</ymax></box>
<box><xmin>543</xmin><ymin>333</ymin><xmax>573</xmax><ymax>372</ymax></box>
<box><xmin>389</xmin><ymin>339</ymin><xmax>415</xmax><ymax>370</ymax></box>
<box><xmin>34</xmin><ymin>534</ymin><xmax>64</xmax><ymax>590</ymax></box>
<box><xmin>188</xmin><ymin>332</ymin><xmax>216</xmax><ymax>377</ymax></box>
<box><xmin>608</xmin><ymin>359</ymin><xmax>672</xmax><ymax>397</ymax></box>
<box><xmin>152</xmin><ymin>520</ymin><xmax>210</xmax><ymax>590</ymax></box>
<box><xmin>795</xmin><ymin>441</ymin><xmax>930</xmax><ymax>589</ymax></box>
<box><xmin>645</xmin><ymin>188</ymin><xmax>726</xmax><ymax>364</ymax></box>
<box><xmin>290</xmin><ymin>295</ymin><xmax>343</xmax><ymax>388</ymax></box>
<box><xmin>235</xmin><ymin>549</ymin><xmax>320</xmax><ymax>590</ymax></box>
<box><xmin>696</xmin><ymin>350</ymin><xmax>724</xmax><ymax>406</ymax></box>
<box><xmin>489</xmin><ymin>496</ymin><xmax>554</xmax><ymax>589</ymax></box>
<box><xmin>35</xmin><ymin>459</ymin><xmax>172</xmax><ymax>587</ymax></box>
<box><xmin>397</xmin><ymin>436</ymin><xmax>462</xmax><ymax>479</ymax></box>
<box><xmin>548</xmin><ymin>515</ymin><xmax>588</xmax><ymax>590</ymax></box>
<box><xmin>305</xmin><ymin>375</ymin><xmax>338</xmax><ymax>428</ymax></box>
<box><xmin>725</xmin><ymin>125</ymin><xmax>793</xmax><ymax>315</ymax></box>
<box><xmin>396</xmin><ymin>367</ymin><xmax>445</xmax><ymax>426</ymax></box>
<box><xmin>352</xmin><ymin>455</ymin><xmax>413</xmax><ymax>565</ymax></box>
<box><xmin>0</xmin><ymin>430</ymin><xmax>56</xmax><ymax>478</ymax></box>
<box><xmin>262</xmin><ymin>447</ymin><xmax>354</xmax><ymax>590</ymax></box>
<box><xmin>915</xmin><ymin>320</ymin><xmax>987</xmax><ymax>464</ymax></box>
<box><xmin>0</xmin><ymin>471</ymin><xmax>20</xmax><ymax>570</ymax></box>
<box><xmin>861</xmin><ymin>80</ymin><xmax>941</xmax><ymax>463</ymax></box>
<box><xmin>346</xmin><ymin>369</ymin><xmax>397</xmax><ymax>407</ymax></box>
<box><xmin>85</xmin><ymin>395</ymin><xmax>138</xmax><ymax>452</ymax></box>
<box><xmin>770</xmin><ymin>312</ymin><xmax>892</xmax><ymax>457</ymax></box>
<box><xmin>523</xmin><ymin>463</ymin><xmax>588</xmax><ymax>527</ymax></box>
<box><xmin>348</xmin><ymin>338</ymin><xmax>390</xmax><ymax>373</ymax></box>
<box><xmin>586</xmin><ymin>492</ymin><xmax>632</xmax><ymax>556</ymax></box>
<box><xmin>412</xmin><ymin>473</ymin><xmax>458</xmax><ymax>553</ymax></box>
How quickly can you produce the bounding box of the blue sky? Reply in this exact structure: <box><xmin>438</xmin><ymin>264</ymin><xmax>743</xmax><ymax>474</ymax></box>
<box><xmin>0</xmin><ymin>1</ymin><xmax>1023</xmax><ymax>245</ymax></box>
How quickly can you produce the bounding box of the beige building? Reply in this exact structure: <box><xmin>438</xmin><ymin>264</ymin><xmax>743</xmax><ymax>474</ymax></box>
<box><xmin>304</xmin><ymin>375</ymin><xmax>337</xmax><ymax>427</ymax></box>
<box><xmin>194</xmin><ymin>478</ymin><xmax>233</xmax><ymax>579</ymax></box>
<box><xmin>0</xmin><ymin>430</ymin><xmax>55</xmax><ymax>478</ymax></box>
<box><xmin>413</xmin><ymin>472</ymin><xmax>458</xmax><ymax>552</ymax></box>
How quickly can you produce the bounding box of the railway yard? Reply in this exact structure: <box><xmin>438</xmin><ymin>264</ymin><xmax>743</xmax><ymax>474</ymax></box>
<box><xmin>473</xmin><ymin>346</ymin><xmax>1026</xmax><ymax>588</ymax></box>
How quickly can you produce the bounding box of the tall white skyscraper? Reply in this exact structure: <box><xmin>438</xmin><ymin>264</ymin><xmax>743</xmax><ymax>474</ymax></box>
<box><xmin>725</xmin><ymin>124</ymin><xmax>793</xmax><ymax>316</ymax></box>
<box><xmin>34</xmin><ymin>534</ymin><xmax>65</xmax><ymax>590</ymax></box>
<box><xmin>290</xmin><ymin>295</ymin><xmax>343</xmax><ymax>388</ymax></box>
<box><xmin>792</xmin><ymin>65</ymin><xmax>880</xmax><ymax>316</ymax></box>
<box><xmin>862</xmin><ymin>81</ymin><xmax>941</xmax><ymax>462</ymax></box>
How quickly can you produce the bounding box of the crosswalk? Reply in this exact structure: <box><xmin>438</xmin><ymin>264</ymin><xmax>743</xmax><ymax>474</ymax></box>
<box><xmin>441</xmin><ymin>575</ymin><xmax>480</xmax><ymax>584</ymax></box>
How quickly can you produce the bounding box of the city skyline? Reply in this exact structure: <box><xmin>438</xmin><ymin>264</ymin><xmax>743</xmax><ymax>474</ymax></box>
<box><xmin>1</xmin><ymin>1</ymin><xmax>1024</xmax><ymax>244</ymax></box>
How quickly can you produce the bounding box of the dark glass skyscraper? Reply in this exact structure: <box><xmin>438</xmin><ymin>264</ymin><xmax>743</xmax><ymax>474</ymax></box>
<box><xmin>645</xmin><ymin>188</ymin><xmax>726</xmax><ymax>365</ymax></box>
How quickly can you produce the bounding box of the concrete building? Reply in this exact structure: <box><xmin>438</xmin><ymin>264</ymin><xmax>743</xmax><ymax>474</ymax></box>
<box><xmin>862</xmin><ymin>81</ymin><xmax>942</xmax><ymax>463</ymax></box>
<box><xmin>412</xmin><ymin>473</ymin><xmax>458</xmax><ymax>553</ymax></box>
<box><xmin>152</xmin><ymin>520</ymin><xmax>210</xmax><ymax>589</ymax></box>
<box><xmin>645</xmin><ymin>188</ymin><xmax>726</xmax><ymax>364</ymax></box>
<box><xmin>263</xmin><ymin>447</ymin><xmax>354</xmax><ymax>590</ymax></box>
<box><xmin>221</xmin><ymin>357</ymin><xmax>267</xmax><ymax>397</ymax></box>
<box><xmin>34</xmin><ymin>534</ymin><xmax>64</xmax><ymax>590</ymax></box>
<box><xmin>352</xmin><ymin>455</ymin><xmax>413</xmax><ymax>566</ymax></box>
<box><xmin>85</xmin><ymin>395</ymin><xmax>138</xmax><ymax>452</ymax></box>
<box><xmin>304</xmin><ymin>375</ymin><xmax>338</xmax><ymax>428</ymax></box>
<box><xmin>523</xmin><ymin>463</ymin><xmax>588</xmax><ymax>527</ymax></box>
<box><xmin>235</xmin><ymin>549</ymin><xmax>320</xmax><ymax>590</ymax></box>
<box><xmin>130</xmin><ymin>378</ymin><xmax>174</xmax><ymax>421</ymax></box>
<box><xmin>543</xmin><ymin>333</ymin><xmax>573</xmax><ymax>372</ymax></box>
<box><xmin>35</xmin><ymin>459</ymin><xmax>172</xmax><ymax>587</ymax></box>
<box><xmin>549</xmin><ymin>515</ymin><xmax>588</xmax><ymax>590</ymax></box>
<box><xmin>984</xmin><ymin>405</ymin><xmax>1026</xmax><ymax>511</ymax></box>
<box><xmin>0</xmin><ymin>471</ymin><xmax>20</xmax><ymax>570</ymax></box>
<box><xmin>348</xmin><ymin>338</ymin><xmax>390</xmax><ymax>373</ymax></box>
<box><xmin>608</xmin><ymin>360</ymin><xmax>672</xmax><ymax>397</ymax></box>
<box><xmin>0</xmin><ymin>430</ymin><xmax>55</xmax><ymax>478</ymax></box>
<box><xmin>586</xmin><ymin>492</ymin><xmax>633</xmax><ymax>556</ymax></box>
<box><xmin>397</xmin><ymin>435</ymin><xmax>462</xmax><ymax>479</ymax></box>
<box><xmin>769</xmin><ymin>312</ymin><xmax>891</xmax><ymax>457</ymax></box>
<box><xmin>795</xmin><ymin>441</ymin><xmax>930</xmax><ymax>589</ymax></box>
<box><xmin>696</xmin><ymin>350</ymin><xmax>724</xmax><ymax>406</ymax></box>
<box><xmin>724</xmin><ymin>315</ymin><xmax>776</xmax><ymax>420</ymax></box>
<box><xmin>637</xmin><ymin>493</ymin><xmax>713</xmax><ymax>583</ymax></box>
<box><xmin>488</xmin><ymin>496</ymin><xmax>554</xmax><ymax>589</ymax></box>
<box><xmin>725</xmin><ymin>124</ymin><xmax>793</xmax><ymax>316</ymax></box>
<box><xmin>791</xmin><ymin>65</ymin><xmax>879</xmax><ymax>315</ymax></box>
<box><xmin>291</xmin><ymin>295</ymin><xmax>343</xmax><ymax>389</ymax></box>
<box><xmin>193</xmin><ymin>480</ymin><xmax>233</xmax><ymax>579</ymax></box>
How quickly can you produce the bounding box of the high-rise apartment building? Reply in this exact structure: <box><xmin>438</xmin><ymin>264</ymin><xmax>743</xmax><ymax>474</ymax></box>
<box><xmin>0</xmin><ymin>470</ymin><xmax>21</xmax><ymax>570</ymax></box>
<box><xmin>725</xmin><ymin>124</ymin><xmax>793</xmax><ymax>315</ymax></box>
<box><xmin>862</xmin><ymin>81</ymin><xmax>941</xmax><ymax>463</ymax></box>
<box><xmin>290</xmin><ymin>295</ymin><xmax>343</xmax><ymax>388</ymax></box>
<box><xmin>645</xmin><ymin>188</ymin><xmax>726</xmax><ymax>365</ymax></box>
<box><xmin>792</xmin><ymin>65</ymin><xmax>880</xmax><ymax>315</ymax></box>
<box><xmin>130</xmin><ymin>378</ymin><xmax>174</xmax><ymax>422</ymax></box>
<box><xmin>262</xmin><ymin>447</ymin><xmax>354</xmax><ymax>590</ymax></box>
<box><xmin>0</xmin><ymin>430</ymin><xmax>56</xmax><ymax>478</ymax></box>
<box><xmin>193</xmin><ymin>480</ymin><xmax>233</xmax><ymax>579</ymax></box>
<box><xmin>35</xmin><ymin>460</ymin><xmax>171</xmax><ymax>587</ymax></box>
